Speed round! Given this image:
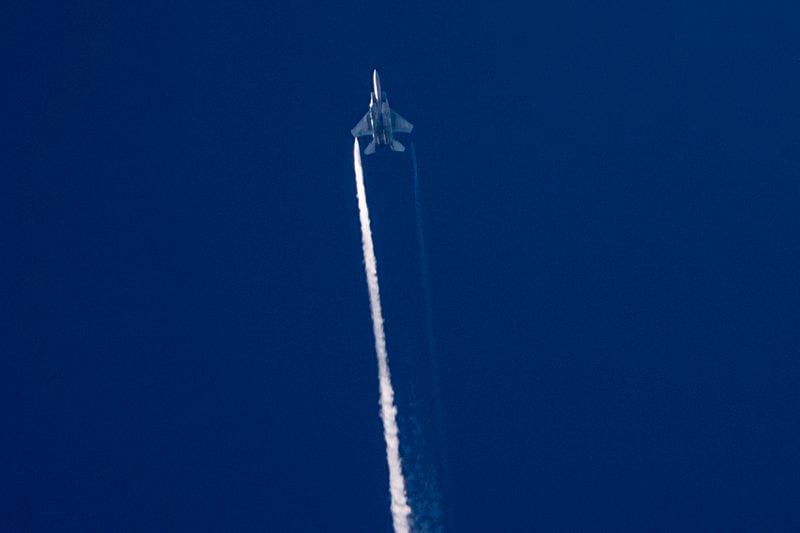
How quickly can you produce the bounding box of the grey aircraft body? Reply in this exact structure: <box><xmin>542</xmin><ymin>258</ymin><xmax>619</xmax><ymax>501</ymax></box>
<box><xmin>351</xmin><ymin>70</ymin><xmax>413</xmax><ymax>154</ymax></box>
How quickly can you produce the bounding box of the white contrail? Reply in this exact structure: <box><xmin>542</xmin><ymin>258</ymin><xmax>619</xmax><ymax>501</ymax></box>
<box><xmin>353</xmin><ymin>137</ymin><xmax>412</xmax><ymax>533</ymax></box>
<box><xmin>409</xmin><ymin>142</ymin><xmax>446</xmax><ymax>532</ymax></box>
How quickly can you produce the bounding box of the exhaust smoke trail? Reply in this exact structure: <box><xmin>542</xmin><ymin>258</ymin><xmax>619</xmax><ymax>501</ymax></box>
<box><xmin>353</xmin><ymin>137</ymin><xmax>412</xmax><ymax>533</ymax></box>
<box><xmin>409</xmin><ymin>142</ymin><xmax>448</xmax><ymax>532</ymax></box>
<box><xmin>410</xmin><ymin>142</ymin><xmax>443</xmax><ymax>435</ymax></box>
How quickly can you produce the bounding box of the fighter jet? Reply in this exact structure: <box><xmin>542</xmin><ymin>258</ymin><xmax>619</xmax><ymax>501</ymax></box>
<box><xmin>351</xmin><ymin>70</ymin><xmax>413</xmax><ymax>155</ymax></box>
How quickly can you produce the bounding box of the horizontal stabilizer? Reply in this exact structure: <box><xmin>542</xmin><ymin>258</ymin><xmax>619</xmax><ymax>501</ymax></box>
<box><xmin>390</xmin><ymin>140</ymin><xmax>405</xmax><ymax>152</ymax></box>
<box><xmin>364</xmin><ymin>139</ymin><xmax>378</xmax><ymax>155</ymax></box>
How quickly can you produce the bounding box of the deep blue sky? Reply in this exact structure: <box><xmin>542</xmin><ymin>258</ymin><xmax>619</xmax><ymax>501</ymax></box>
<box><xmin>3</xmin><ymin>2</ymin><xmax>799</xmax><ymax>531</ymax></box>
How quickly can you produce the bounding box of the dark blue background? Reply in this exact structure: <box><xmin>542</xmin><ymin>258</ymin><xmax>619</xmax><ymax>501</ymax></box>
<box><xmin>3</xmin><ymin>2</ymin><xmax>799</xmax><ymax>531</ymax></box>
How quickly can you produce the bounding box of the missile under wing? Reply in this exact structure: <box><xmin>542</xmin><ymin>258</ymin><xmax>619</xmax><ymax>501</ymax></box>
<box><xmin>351</xmin><ymin>70</ymin><xmax>413</xmax><ymax>155</ymax></box>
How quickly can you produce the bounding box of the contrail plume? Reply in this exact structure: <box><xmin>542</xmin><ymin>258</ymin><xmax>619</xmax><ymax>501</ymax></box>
<box><xmin>353</xmin><ymin>137</ymin><xmax>412</xmax><ymax>533</ymax></box>
<box><xmin>410</xmin><ymin>142</ymin><xmax>448</xmax><ymax>532</ymax></box>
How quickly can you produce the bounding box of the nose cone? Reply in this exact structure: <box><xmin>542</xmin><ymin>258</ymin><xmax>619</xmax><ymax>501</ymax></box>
<box><xmin>372</xmin><ymin>69</ymin><xmax>381</xmax><ymax>101</ymax></box>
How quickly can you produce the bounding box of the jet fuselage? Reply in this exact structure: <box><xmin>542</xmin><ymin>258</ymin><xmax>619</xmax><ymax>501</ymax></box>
<box><xmin>351</xmin><ymin>70</ymin><xmax>413</xmax><ymax>155</ymax></box>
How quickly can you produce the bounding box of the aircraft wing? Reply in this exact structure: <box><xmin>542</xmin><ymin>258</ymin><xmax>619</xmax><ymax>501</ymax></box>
<box><xmin>391</xmin><ymin>110</ymin><xmax>414</xmax><ymax>134</ymax></box>
<box><xmin>351</xmin><ymin>112</ymin><xmax>373</xmax><ymax>138</ymax></box>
